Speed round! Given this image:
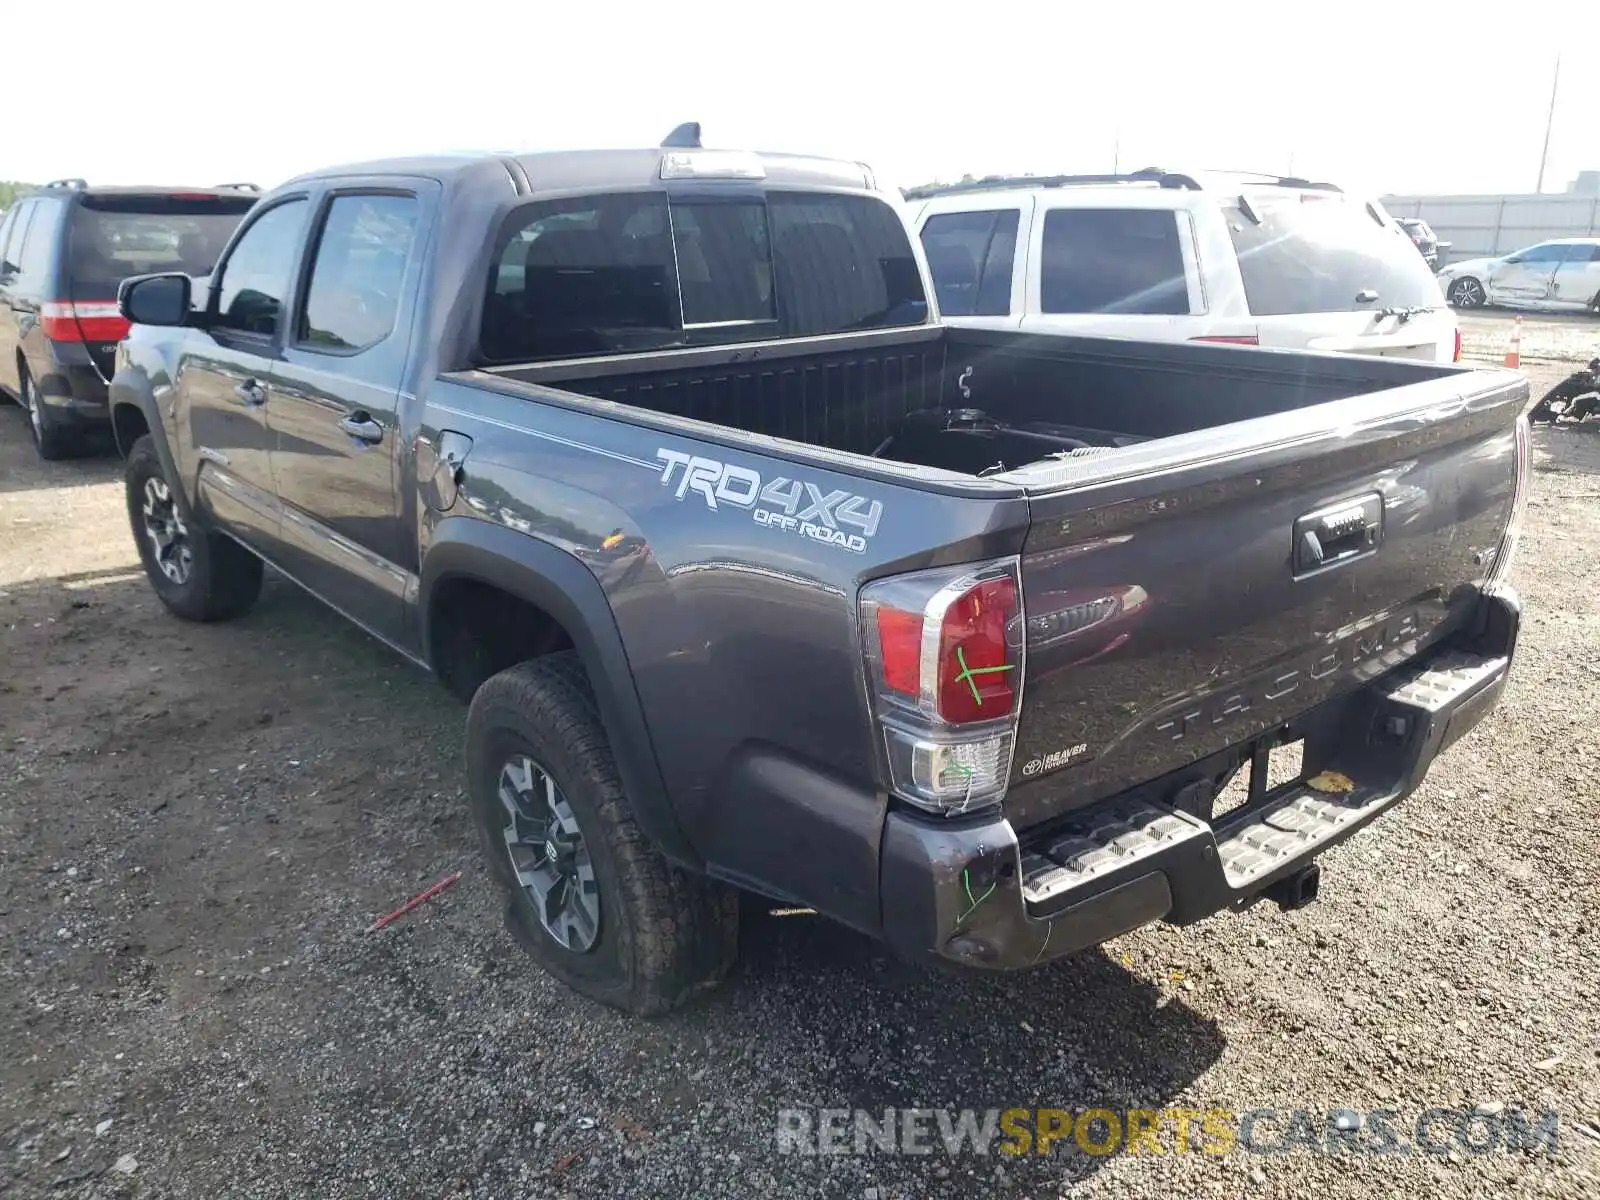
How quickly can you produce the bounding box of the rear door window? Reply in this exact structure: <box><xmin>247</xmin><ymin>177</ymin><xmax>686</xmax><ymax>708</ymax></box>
<box><xmin>67</xmin><ymin>194</ymin><xmax>256</xmax><ymax>296</ymax></box>
<box><xmin>1039</xmin><ymin>208</ymin><xmax>1189</xmax><ymax>315</ymax></box>
<box><xmin>298</xmin><ymin>193</ymin><xmax>421</xmax><ymax>352</ymax></box>
<box><xmin>920</xmin><ymin>209</ymin><xmax>1020</xmax><ymax>316</ymax></box>
<box><xmin>1226</xmin><ymin>198</ymin><xmax>1443</xmax><ymax>315</ymax></box>
<box><xmin>481</xmin><ymin>190</ymin><xmax>927</xmax><ymax>362</ymax></box>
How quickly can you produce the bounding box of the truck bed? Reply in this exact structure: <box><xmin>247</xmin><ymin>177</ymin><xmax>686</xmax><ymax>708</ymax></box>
<box><xmin>487</xmin><ymin>325</ymin><xmax>1467</xmax><ymax>476</ymax></box>
<box><xmin>471</xmin><ymin>325</ymin><xmax>1522</xmax><ymax>846</ymax></box>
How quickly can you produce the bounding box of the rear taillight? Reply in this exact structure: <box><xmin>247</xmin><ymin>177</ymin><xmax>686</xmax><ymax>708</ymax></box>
<box><xmin>1488</xmin><ymin>415</ymin><xmax>1530</xmax><ymax>587</ymax></box>
<box><xmin>1190</xmin><ymin>334</ymin><xmax>1259</xmax><ymax>346</ymax></box>
<box><xmin>1453</xmin><ymin>327</ymin><xmax>1463</xmax><ymax>363</ymax></box>
<box><xmin>40</xmin><ymin>301</ymin><xmax>129</xmax><ymax>343</ymax></box>
<box><xmin>861</xmin><ymin>558</ymin><xmax>1024</xmax><ymax>813</ymax></box>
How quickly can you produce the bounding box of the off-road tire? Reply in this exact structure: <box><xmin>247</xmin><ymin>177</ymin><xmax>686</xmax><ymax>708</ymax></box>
<box><xmin>125</xmin><ymin>434</ymin><xmax>263</xmax><ymax>621</ymax></box>
<box><xmin>466</xmin><ymin>653</ymin><xmax>739</xmax><ymax>1014</ymax></box>
<box><xmin>20</xmin><ymin>367</ymin><xmax>79</xmax><ymax>461</ymax></box>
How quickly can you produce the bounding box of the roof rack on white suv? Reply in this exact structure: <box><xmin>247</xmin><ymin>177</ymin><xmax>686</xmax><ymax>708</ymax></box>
<box><xmin>902</xmin><ymin>168</ymin><xmax>1342</xmax><ymax>202</ymax></box>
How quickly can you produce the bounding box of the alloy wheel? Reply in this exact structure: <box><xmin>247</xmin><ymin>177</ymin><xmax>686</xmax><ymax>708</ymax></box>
<box><xmin>498</xmin><ymin>754</ymin><xmax>601</xmax><ymax>952</ymax></box>
<box><xmin>140</xmin><ymin>476</ymin><xmax>193</xmax><ymax>585</ymax></box>
<box><xmin>1451</xmin><ymin>278</ymin><xmax>1484</xmax><ymax>308</ymax></box>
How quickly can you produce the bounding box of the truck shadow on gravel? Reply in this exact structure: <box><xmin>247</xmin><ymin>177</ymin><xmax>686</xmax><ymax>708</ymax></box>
<box><xmin>724</xmin><ymin>902</ymin><xmax>1225</xmax><ymax>1186</ymax></box>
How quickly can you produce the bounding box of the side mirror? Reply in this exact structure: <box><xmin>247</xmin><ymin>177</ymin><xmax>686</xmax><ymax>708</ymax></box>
<box><xmin>118</xmin><ymin>273</ymin><xmax>192</xmax><ymax>328</ymax></box>
<box><xmin>1502</xmin><ymin>256</ymin><xmax>1522</xmax><ymax>265</ymax></box>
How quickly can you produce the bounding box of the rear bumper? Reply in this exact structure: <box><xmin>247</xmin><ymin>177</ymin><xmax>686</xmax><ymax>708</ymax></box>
<box><xmin>34</xmin><ymin>343</ymin><xmax>111</xmax><ymax>426</ymax></box>
<box><xmin>880</xmin><ymin>586</ymin><xmax>1520</xmax><ymax>970</ymax></box>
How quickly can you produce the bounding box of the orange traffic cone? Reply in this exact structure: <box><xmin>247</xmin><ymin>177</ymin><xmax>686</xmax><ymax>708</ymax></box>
<box><xmin>1504</xmin><ymin>315</ymin><xmax>1522</xmax><ymax>369</ymax></box>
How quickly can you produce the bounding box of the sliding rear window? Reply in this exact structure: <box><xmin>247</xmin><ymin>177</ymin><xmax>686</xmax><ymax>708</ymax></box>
<box><xmin>68</xmin><ymin>194</ymin><xmax>257</xmax><ymax>293</ymax></box>
<box><xmin>1226</xmin><ymin>195</ymin><xmax>1441</xmax><ymax>316</ymax></box>
<box><xmin>479</xmin><ymin>190</ymin><xmax>928</xmax><ymax>363</ymax></box>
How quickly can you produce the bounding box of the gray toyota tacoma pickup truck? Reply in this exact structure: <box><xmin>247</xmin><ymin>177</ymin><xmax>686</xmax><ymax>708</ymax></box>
<box><xmin>108</xmin><ymin>130</ymin><xmax>1530</xmax><ymax>1014</ymax></box>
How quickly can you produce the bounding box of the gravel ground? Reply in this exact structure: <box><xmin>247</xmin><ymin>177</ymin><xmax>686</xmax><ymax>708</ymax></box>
<box><xmin>1</xmin><ymin>339</ymin><xmax>1598</xmax><ymax>1199</ymax></box>
<box><xmin>1458</xmin><ymin>310</ymin><xmax>1597</xmax><ymax>367</ymax></box>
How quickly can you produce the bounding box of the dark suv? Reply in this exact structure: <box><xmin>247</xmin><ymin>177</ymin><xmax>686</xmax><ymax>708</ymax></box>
<box><xmin>1397</xmin><ymin>217</ymin><xmax>1441</xmax><ymax>270</ymax></box>
<box><xmin>0</xmin><ymin>180</ymin><xmax>258</xmax><ymax>458</ymax></box>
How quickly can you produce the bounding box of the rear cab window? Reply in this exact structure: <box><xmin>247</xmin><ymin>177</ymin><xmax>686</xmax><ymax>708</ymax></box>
<box><xmin>67</xmin><ymin>193</ymin><xmax>257</xmax><ymax>300</ymax></box>
<box><xmin>1226</xmin><ymin>194</ymin><xmax>1442</xmax><ymax>316</ymax></box>
<box><xmin>480</xmin><ymin>190</ymin><xmax>928</xmax><ymax>363</ymax></box>
<box><xmin>919</xmin><ymin>209</ymin><xmax>1020</xmax><ymax>317</ymax></box>
<box><xmin>1038</xmin><ymin>208</ymin><xmax>1191</xmax><ymax>315</ymax></box>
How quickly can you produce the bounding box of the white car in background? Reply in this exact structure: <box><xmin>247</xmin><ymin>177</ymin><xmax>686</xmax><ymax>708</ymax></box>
<box><xmin>1436</xmin><ymin>238</ymin><xmax>1600</xmax><ymax>314</ymax></box>
<box><xmin>905</xmin><ymin>169</ymin><xmax>1461</xmax><ymax>363</ymax></box>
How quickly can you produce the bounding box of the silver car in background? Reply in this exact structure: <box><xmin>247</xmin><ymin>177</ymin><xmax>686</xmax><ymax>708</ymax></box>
<box><xmin>1438</xmin><ymin>238</ymin><xmax>1600</xmax><ymax>314</ymax></box>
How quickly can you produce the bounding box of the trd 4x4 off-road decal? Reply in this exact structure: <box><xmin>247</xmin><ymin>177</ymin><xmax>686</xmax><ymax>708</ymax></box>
<box><xmin>655</xmin><ymin>449</ymin><xmax>883</xmax><ymax>553</ymax></box>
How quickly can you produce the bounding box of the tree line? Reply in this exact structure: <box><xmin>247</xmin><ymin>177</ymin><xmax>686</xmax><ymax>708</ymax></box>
<box><xmin>0</xmin><ymin>181</ymin><xmax>36</xmax><ymax>209</ymax></box>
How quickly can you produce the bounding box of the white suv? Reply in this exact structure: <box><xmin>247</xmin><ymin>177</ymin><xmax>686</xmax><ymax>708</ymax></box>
<box><xmin>906</xmin><ymin>170</ymin><xmax>1460</xmax><ymax>363</ymax></box>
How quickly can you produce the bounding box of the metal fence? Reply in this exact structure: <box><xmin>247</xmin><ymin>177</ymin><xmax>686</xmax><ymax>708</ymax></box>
<box><xmin>1382</xmin><ymin>193</ymin><xmax>1600</xmax><ymax>264</ymax></box>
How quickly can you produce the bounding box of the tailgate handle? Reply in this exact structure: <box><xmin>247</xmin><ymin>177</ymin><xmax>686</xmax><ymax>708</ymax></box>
<box><xmin>1293</xmin><ymin>494</ymin><xmax>1383</xmax><ymax>577</ymax></box>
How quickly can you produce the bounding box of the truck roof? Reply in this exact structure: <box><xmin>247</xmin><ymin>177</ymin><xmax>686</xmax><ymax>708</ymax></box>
<box><xmin>285</xmin><ymin>147</ymin><xmax>878</xmax><ymax>199</ymax></box>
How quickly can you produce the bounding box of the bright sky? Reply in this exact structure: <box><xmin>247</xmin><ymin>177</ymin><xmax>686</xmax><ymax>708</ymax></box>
<box><xmin>8</xmin><ymin>0</ymin><xmax>1597</xmax><ymax>199</ymax></box>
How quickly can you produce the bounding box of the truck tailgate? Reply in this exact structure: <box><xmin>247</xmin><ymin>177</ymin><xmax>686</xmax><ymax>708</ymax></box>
<box><xmin>1002</xmin><ymin>371</ymin><xmax>1527</xmax><ymax>832</ymax></box>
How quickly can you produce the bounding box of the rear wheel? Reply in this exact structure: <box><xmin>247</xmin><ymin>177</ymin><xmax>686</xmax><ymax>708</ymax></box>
<box><xmin>125</xmin><ymin>434</ymin><xmax>263</xmax><ymax>621</ymax></box>
<box><xmin>467</xmin><ymin>654</ymin><xmax>739</xmax><ymax>1014</ymax></box>
<box><xmin>19</xmin><ymin>367</ymin><xmax>78</xmax><ymax>461</ymax></box>
<box><xmin>1448</xmin><ymin>277</ymin><xmax>1486</xmax><ymax>309</ymax></box>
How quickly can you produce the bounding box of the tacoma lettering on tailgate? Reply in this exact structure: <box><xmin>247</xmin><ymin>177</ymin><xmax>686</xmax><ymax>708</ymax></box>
<box><xmin>1154</xmin><ymin>610</ymin><xmax>1424</xmax><ymax>744</ymax></box>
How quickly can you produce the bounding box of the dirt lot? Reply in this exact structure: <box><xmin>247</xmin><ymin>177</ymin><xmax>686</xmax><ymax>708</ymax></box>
<box><xmin>2</xmin><ymin>341</ymin><xmax>1599</xmax><ymax>1199</ymax></box>
<box><xmin>1459</xmin><ymin>310</ymin><xmax>1597</xmax><ymax>367</ymax></box>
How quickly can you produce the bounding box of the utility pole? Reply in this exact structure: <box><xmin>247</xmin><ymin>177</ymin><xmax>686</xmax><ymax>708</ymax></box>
<box><xmin>1535</xmin><ymin>53</ymin><xmax>1561</xmax><ymax>193</ymax></box>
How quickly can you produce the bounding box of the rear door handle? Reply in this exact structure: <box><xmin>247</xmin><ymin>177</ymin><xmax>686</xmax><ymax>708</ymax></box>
<box><xmin>339</xmin><ymin>413</ymin><xmax>385</xmax><ymax>445</ymax></box>
<box><xmin>232</xmin><ymin>379</ymin><xmax>267</xmax><ymax>407</ymax></box>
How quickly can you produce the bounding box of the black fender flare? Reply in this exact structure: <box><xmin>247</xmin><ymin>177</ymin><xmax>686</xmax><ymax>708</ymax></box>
<box><xmin>108</xmin><ymin>371</ymin><xmax>191</xmax><ymax>513</ymax></box>
<box><xmin>419</xmin><ymin>517</ymin><xmax>701</xmax><ymax>870</ymax></box>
